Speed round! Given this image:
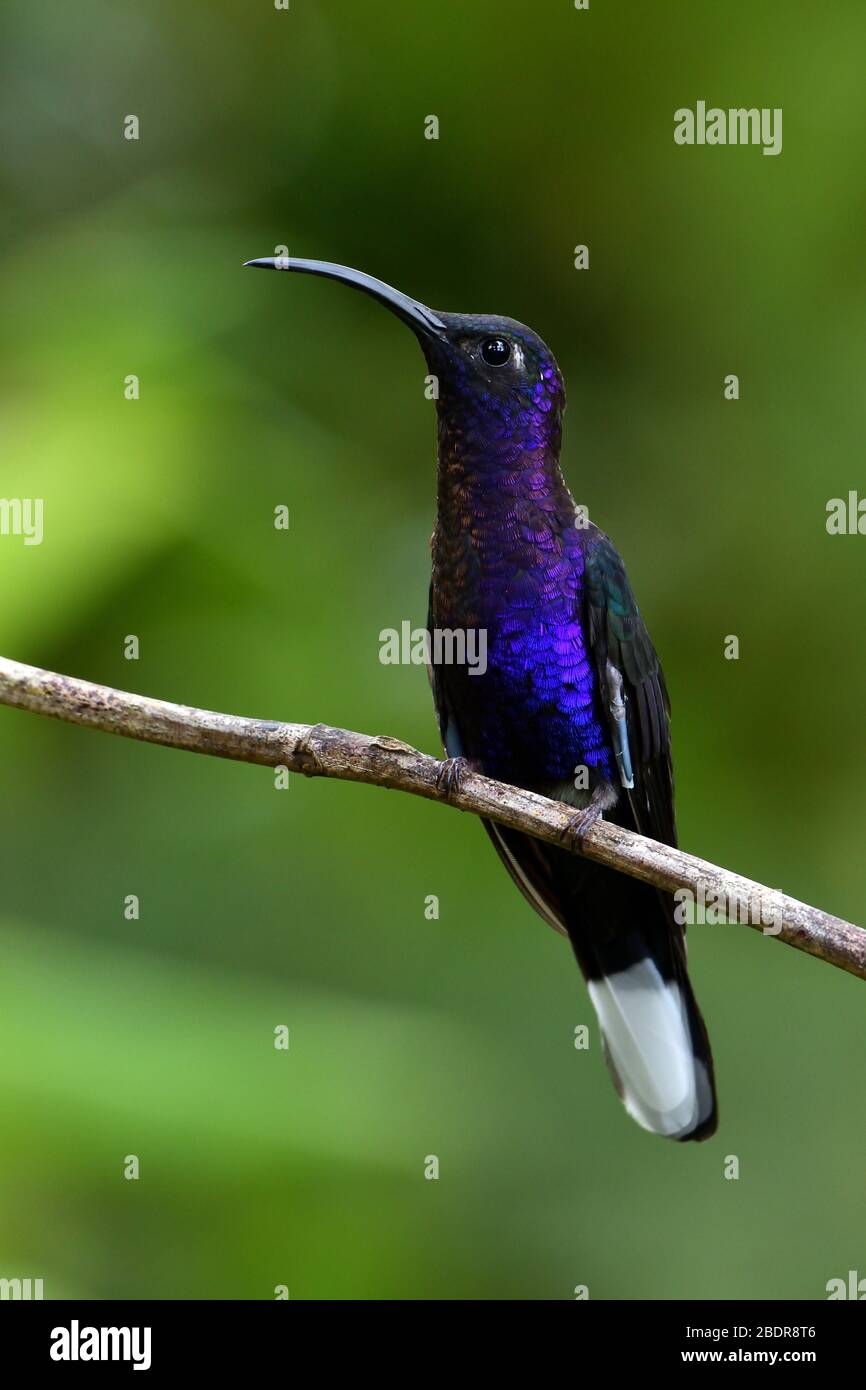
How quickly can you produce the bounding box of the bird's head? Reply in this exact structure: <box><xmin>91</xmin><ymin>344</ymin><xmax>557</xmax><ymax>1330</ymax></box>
<box><xmin>245</xmin><ymin>258</ymin><xmax>565</xmax><ymax>455</ymax></box>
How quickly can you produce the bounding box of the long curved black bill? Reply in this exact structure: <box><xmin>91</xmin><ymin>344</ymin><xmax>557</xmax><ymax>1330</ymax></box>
<box><xmin>244</xmin><ymin>256</ymin><xmax>446</xmax><ymax>340</ymax></box>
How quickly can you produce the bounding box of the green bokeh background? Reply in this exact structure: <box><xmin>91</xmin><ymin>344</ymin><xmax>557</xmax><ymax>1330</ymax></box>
<box><xmin>1</xmin><ymin>1</ymin><xmax>864</xmax><ymax>1300</ymax></box>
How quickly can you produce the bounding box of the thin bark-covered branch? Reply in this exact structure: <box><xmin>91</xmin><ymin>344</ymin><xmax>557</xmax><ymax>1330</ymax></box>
<box><xmin>0</xmin><ymin>655</ymin><xmax>863</xmax><ymax>980</ymax></box>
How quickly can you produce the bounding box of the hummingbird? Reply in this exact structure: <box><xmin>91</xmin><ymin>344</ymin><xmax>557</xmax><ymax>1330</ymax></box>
<box><xmin>246</xmin><ymin>256</ymin><xmax>717</xmax><ymax>1141</ymax></box>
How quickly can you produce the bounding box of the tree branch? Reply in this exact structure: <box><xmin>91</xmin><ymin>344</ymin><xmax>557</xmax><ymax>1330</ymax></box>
<box><xmin>1</xmin><ymin>655</ymin><xmax>863</xmax><ymax>980</ymax></box>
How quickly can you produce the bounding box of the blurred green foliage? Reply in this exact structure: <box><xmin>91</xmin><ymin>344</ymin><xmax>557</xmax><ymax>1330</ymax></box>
<box><xmin>1</xmin><ymin>0</ymin><xmax>864</xmax><ymax>1299</ymax></box>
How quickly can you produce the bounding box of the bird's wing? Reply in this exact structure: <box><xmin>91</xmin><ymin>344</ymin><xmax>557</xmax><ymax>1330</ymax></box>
<box><xmin>582</xmin><ymin>530</ymin><xmax>718</xmax><ymax>1139</ymax></box>
<box><xmin>584</xmin><ymin>526</ymin><xmax>676</xmax><ymax>847</ymax></box>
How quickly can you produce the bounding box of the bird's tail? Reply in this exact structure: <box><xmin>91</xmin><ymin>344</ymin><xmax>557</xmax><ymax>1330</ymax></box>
<box><xmin>482</xmin><ymin>819</ymin><xmax>717</xmax><ymax>1139</ymax></box>
<box><xmin>572</xmin><ymin>909</ymin><xmax>717</xmax><ymax>1141</ymax></box>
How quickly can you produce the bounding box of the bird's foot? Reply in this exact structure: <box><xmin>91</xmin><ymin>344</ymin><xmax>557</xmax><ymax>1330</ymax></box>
<box><xmin>558</xmin><ymin>781</ymin><xmax>618</xmax><ymax>852</ymax></box>
<box><xmin>558</xmin><ymin>804</ymin><xmax>605</xmax><ymax>853</ymax></box>
<box><xmin>435</xmin><ymin>756</ymin><xmax>471</xmax><ymax>798</ymax></box>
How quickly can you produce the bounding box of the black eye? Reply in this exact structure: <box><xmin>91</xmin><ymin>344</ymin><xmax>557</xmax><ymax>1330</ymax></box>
<box><xmin>480</xmin><ymin>336</ymin><xmax>512</xmax><ymax>366</ymax></box>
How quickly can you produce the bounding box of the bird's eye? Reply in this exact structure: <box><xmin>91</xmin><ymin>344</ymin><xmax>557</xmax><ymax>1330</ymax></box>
<box><xmin>480</xmin><ymin>336</ymin><xmax>512</xmax><ymax>366</ymax></box>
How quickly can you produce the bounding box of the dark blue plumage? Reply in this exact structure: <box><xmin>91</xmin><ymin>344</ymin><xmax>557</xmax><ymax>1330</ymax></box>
<box><xmin>246</xmin><ymin>256</ymin><xmax>718</xmax><ymax>1141</ymax></box>
<box><xmin>426</xmin><ymin>316</ymin><xmax>614</xmax><ymax>787</ymax></box>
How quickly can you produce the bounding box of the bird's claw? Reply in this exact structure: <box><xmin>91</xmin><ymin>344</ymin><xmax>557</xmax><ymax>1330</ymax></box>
<box><xmin>436</xmin><ymin>756</ymin><xmax>470</xmax><ymax>798</ymax></box>
<box><xmin>558</xmin><ymin>805</ymin><xmax>603</xmax><ymax>852</ymax></box>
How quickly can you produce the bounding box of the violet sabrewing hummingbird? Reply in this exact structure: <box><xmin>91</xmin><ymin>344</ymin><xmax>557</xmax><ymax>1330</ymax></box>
<box><xmin>246</xmin><ymin>255</ymin><xmax>717</xmax><ymax>1141</ymax></box>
